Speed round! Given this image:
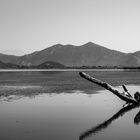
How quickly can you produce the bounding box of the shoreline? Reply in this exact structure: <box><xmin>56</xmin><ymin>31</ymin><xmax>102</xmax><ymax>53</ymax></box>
<box><xmin>0</xmin><ymin>68</ymin><xmax>136</xmax><ymax>72</ymax></box>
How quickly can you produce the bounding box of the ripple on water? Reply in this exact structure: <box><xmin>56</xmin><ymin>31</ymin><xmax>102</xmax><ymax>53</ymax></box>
<box><xmin>0</xmin><ymin>85</ymin><xmax>42</xmax><ymax>90</ymax></box>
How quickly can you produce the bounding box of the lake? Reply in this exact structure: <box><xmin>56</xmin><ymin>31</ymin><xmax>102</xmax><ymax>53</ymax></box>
<box><xmin>0</xmin><ymin>70</ymin><xmax>140</xmax><ymax>140</ymax></box>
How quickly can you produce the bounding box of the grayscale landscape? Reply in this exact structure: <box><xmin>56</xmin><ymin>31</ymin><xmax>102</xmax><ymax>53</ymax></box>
<box><xmin>1</xmin><ymin>0</ymin><xmax>140</xmax><ymax>140</ymax></box>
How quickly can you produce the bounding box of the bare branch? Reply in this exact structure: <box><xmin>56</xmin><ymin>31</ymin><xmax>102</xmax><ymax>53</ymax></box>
<box><xmin>79</xmin><ymin>72</ymin><xmax>138</xmax><ymax>104</ymax></box>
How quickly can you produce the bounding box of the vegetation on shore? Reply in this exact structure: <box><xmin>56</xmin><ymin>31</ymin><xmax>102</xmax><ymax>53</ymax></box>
<box><xmin>1</xmin><ymin>60</ymin><xmax>140</xmax><ymax>69</ymax></box>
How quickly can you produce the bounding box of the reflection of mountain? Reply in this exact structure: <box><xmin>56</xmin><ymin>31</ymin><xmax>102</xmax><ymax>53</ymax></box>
<box><xmin>1</xmin><ymin>42</ymin><xmax>140</xmax><ymax>67</ymax></box>
<box><xmin>79</xmin><ymin>104</ymin><xmax>140</xmax><ymax>140</ymax></box>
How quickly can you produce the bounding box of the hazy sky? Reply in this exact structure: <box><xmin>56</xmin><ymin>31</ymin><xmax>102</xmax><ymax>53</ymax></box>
<box><xmin>0</xmin><ymin>0</ymin><xmax>140</xmax><ymax>55</ymax></box>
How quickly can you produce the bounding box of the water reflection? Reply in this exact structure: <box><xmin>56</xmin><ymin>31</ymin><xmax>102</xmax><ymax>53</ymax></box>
<box><xmin>134</xmin><ymin>111</ymin><xmax>140</xmax><ymax>125</ymax></box>
<box><xmin>1</xmin><ymin>71</ymin><xmax>140</xmax><ymax>140</ymax></box>
<box><xmin>79</xmin><ymin>103</ymin><xmax>140</xmax><ymax>140</ymax></box>
<box><xmin>1</xmin><ymin>71</ymin><xmax>140</xmax><ymax>99</ymax></box>
<box><xmin>0</xmin><ymin>95</ymin><xmax>24</xmax><ymax>102</ymax></box>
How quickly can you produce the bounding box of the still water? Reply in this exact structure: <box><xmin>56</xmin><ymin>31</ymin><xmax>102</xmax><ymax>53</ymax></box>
<box><xmin>0</xmin><ymin>70</ymin><xmax>140</xmax><ymax>140</ymax></box>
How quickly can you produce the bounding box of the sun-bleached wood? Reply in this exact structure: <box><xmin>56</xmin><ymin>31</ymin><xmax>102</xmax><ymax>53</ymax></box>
<box><xmin>79</xmin><ymin>72</ymin><xmax>138</xmax><ymax>104</ymax></box>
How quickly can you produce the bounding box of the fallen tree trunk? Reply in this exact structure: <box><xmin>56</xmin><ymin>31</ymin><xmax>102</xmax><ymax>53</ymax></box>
<box><xmin>79</xmin><ymin>72</ymin><xmax>138</xmax><ymax>104</ymax></box>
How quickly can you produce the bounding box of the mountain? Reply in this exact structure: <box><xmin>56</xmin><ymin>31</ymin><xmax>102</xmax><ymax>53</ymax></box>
<box><xmin>0</xmin><ymin>60</ymin><xmax>20</xmax><ymax>69</ymax></box>
<box><xmin>0</xmin><ymin>42</ymin><xmax>140</xmax><ymax>67</ymax></box>
<box><xmin>0</xmin><ymin>53</ymin><xmax>19</xmax><ymax>64</ymax></box>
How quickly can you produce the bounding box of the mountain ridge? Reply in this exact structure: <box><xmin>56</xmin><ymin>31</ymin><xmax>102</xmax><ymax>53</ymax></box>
<box><xmin>0</xmin><ymin>42</ymin><xmax>140</xmax><ymax>67</ymax></box>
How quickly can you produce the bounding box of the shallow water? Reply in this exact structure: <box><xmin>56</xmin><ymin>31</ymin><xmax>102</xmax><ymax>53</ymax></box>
<box><xmin>0</xmin><ymin>71</ymin><xmax>140</xmax><ymax>140</ymax></box>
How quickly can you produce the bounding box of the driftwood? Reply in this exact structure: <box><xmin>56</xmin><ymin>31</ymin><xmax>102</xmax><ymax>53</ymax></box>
<box><xmin>79</xmin><ymin>72</ymin><xmax>139</xmax><ymax>104</ymax></box>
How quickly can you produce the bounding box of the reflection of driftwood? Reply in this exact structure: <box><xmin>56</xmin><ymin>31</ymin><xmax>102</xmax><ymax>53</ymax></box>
<box><xmin>79</xmin><ymin>72</ymin><xmax>138</xmax><ymax>104</ymax></box>
<box><xmin>79</xmin><ymin>104</ymin><xmax>139</xmax><ymax>140</ymax></box>
<box><xmin>134</xmin><ymin>110</ymin><xmax>140</xmax><ymax>125</ymax></box>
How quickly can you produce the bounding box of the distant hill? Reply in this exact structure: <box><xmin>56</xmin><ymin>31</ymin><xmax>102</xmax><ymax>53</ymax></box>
<box><xmin>17</xmin><ymin>42</ymin><xmax>126</xmax><ymax>66</ymax></box>
<box><xmin>0</xmin><ymin>42</ymin><xmax>140</xmax><ymax>67</ymax></box>
<box><xmin>0</xmin><ymin>60</ymin><xmax>19</xmax><ymax>69</ymax></box>
<box><xmin>37</xmin><ymin>61</ymin><xmax>66</xmax><ymax>69</ymax></box>
<box><xmin>0</xmin><ymin>53</ymin><xmax>19</xmax><ymax>64</ymax></box>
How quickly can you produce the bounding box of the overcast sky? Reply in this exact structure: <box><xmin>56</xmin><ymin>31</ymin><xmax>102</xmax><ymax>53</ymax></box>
<box><xmin>0</xmin><ymin>0</ymin><xmax>140</xmax><ymax>55</ymax></box>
